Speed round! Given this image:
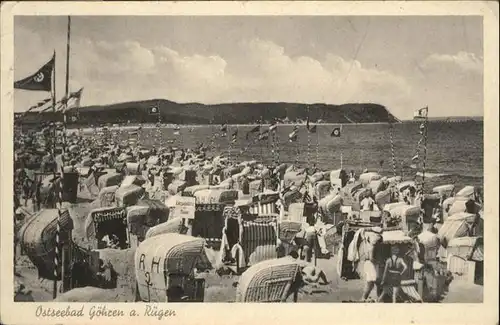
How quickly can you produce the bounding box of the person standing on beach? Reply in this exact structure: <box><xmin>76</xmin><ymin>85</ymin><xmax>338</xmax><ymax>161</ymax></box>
<box><xmin>378</xmin><ymin>246</ymin><xmax>408</xmax><ymax>303</ymax></box>
<box><xmin>360</xmin><ymin>228</ymin><xmax>383</xmax><ymax>301</ymax></box>
<box><xmin>360</xmin><ymin>195</ymin><xmax>375</xmax><ymax>211</ymax></box>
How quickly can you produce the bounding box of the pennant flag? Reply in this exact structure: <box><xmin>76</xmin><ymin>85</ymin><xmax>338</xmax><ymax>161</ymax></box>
<box><xmin>413</xmin><ymin>107</ymin><xmax>429</xmax><ymax>119</ymax></box>
<box><xmin>62</xmin><ymin>88</ymin><xmax>84</xmax><ymax>112</ymax></box>
<box><xmin>14</xmin><ymin>54</ymin><xmax>55</xmax><ymax>92</ymax></box>
<box><xmin>308</xmin><ymin>124</ymin><xmax>317</xmax><ymax>134</ymax></box>
<box><xmin>36</xmin><ymin>98</ymin><xmax>51</xmax><ymax>107</ymax></box>
<box><xmin>148</xmin><ymin>105</ymin><xmax>160</xmax><ymax>115</ymax></box>
<box><xmin>330</xmin><ymin>126</ymin><xmax>342</xmax><ymax>137</ymax></box>
<box><xmin>259</xmin><ymin>130</ymin><xmax>269</xmax><ymax>141</ymax></box>
<box><xmin>269</xmin><ymin>120</ymin><xmax>278</xmax><ymax>132</ymax></box>
<box><xmin>231</xmin><ymin>129</ymin><xmax>238</xmax><ymax>143</ymax></box>
<box><xmin>288</xmin><ymin>129</ymin><xmax>298</xmax><ymax>142</ymax></box>
<box><xmin>411</xmin><ymin>154</ymin><xmax>419</xmax><ymax>161</ymax></box>
<box><xmin>246</xmin><ymin>125</ymin><xmax>261</xmax><ymax>139</ymax></box>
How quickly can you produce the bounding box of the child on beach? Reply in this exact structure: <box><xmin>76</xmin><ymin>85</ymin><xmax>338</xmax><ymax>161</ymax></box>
<box><xmin>378</xmin><ymin>246</ymin><xmax>408</xmax><ymax>303</ymax></box>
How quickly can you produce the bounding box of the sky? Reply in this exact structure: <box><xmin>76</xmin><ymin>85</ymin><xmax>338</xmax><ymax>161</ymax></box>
<box><xmin>14</xmin><ymin>16</ymin><xmax>483</xmax><ymax>119</ymax></box>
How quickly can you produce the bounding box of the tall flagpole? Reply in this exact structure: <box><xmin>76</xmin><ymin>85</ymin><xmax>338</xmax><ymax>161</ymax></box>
<box><xmin>51</xmin><ymin>49</ymin><xmax>59</xmax><ymax>299</ymax></box>
<box><xmin>58</xmin><ymin>15</ymin><xmax>72</xmax><ymax>294</ymax></box>
<box><xmin>422</xmin><ymin>108</ymin><xmax>429</xmax><ymax>190</ymax></box>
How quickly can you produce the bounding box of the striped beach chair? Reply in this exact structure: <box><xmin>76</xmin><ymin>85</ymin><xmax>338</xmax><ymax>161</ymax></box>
<box><xmin>231</xmin><ymin>218</ymin><xmax>279</xmax><ymax>273</ymax></box>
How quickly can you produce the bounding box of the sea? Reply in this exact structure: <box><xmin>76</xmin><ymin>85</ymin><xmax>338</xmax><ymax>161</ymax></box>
<box><xmin>88</xmin><ymin>120</ymin><xmax>484</xmax><ymax>193</ymax></box>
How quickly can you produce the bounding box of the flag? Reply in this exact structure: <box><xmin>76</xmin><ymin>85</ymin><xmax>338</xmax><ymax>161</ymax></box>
<box><xmin>36</xmin><ymin>98</ymin><xmax>51</xmax><ymax>107</ymax></box>
<box><xmin>288</xmin><ymin>129</ymin><xmax>298</xmax><ymax>142</ymax></box>
<box><xmin>308</xmin><ymin>124</ymin><xmax>317</xmax><ymax>134</ymax></box>
<box><xmin>413</xmin><ymin>107</ymin><xmax>428</xmax><ymax>119</ymax></box>
<box><xmin>68</xmin><ymin>88</ymin><xmax>83</xmax><ymax>107</ymax></box>
<box><xmin>231</xmin><ymin>129</ymin><xmax>238</xmax><ymax>143</ymax></box>
<box><xmin>330</xmin><ymin>126</ymin><xmax>342</xmax><ymax>137</ymax></box>
<box><xmin>148</xmin><ymin>105</ymin><xmax>160</xmax><ymax>115</ymax></box>
<box><xmin>14</xmin><ymin>54</ymin><xmax>55</xmax><ymax>91</ymax></box>
<box><xmin>62</xmin><ymin>88</ymin><xmax>84</xmax><ymax>112</ymax></box>
<box><xmin>220</xmin><ymin>124</ymin><xmax>228</xmax><ymax>137</ymax></box>
<box><xmin>411</xmin><ymin>154</ymin><xmax>419</xmax><ymax>161</ymax></box>
<box><xmin>269</xmin><ymin>120</ymin><xmax>278</xmax><ymax>132</ymax></box>
<box><xmin>246</xmin><ymin>125</ymin><xmax>261</xmax><ymax>139</ymax></box>
<box><xmin>259</xmin><ymin>130</ymin><xmax>269</xmax><ymax>141</ymax></box>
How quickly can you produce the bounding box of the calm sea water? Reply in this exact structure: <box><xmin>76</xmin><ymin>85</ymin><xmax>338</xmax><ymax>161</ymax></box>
<box><xmin>112</xmin><ymin>121</ymin><xmax>483</xmax><ymax>192</ymax></box>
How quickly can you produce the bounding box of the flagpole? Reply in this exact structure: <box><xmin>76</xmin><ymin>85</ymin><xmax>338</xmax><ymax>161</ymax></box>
<box><xmin>51</xmin><ymin>49</ymin><xmax>59</xmax><ymax>299</ymax></box>
<box><xmin>307</xmin><ymin>107</ymin><xmax>311</xmax><ymax>171</ymax></box>
<box><xmin>315</xmin><ymin>130</ymin><xmax>319</xmax><ymax>170</ymax></box>
<box><xmin>57</xmin><ymin>15</ymin><xmax>72</xmax><ymax>294</ymax></box>
<box><xmin>389</xmin><ymin>122</ymin><xmax>396</xmax><ymax>177</ymax></box>
<box><xmin>259</xmin><ymin>116</ymin><xmax>263</xmax><ymax>163</ymax></box>
<box><xmin>422</xmin><ymin>108</ymin><xmax>429</xmax><ymax>191</ymax></box>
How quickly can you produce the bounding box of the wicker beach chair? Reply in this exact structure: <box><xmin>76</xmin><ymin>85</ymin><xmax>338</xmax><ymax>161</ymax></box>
<box><xmin>145</xmin><ymin>217</ymin><xmax>188</xmax><ymax>239</ymax></box>
<box><xmin>19</xmin><ymin>209</ymin><xmax>74</xmax><ymax>280</ymax></box>
<box><xmin>231</xmin><ymin>218</ymin><xmax>279</xmax><ymax>272</ymax></box>
<box><xmin>84</xmin><ymin>206</ymin><xmax>127</xmax><ymax>249</ymax></box>
<box><xmin>235</xmin><ymin>258</ymin><xmax>301</xmax><ymax>302</ymax></box>
<box><xmin>438</xmin><ymin>212</ymin><xmax>480</xmax><ymax>248</ymax></box>
<box><xmin>134</xmin><ymin>233</ymin><xmax>206</xmax><ymax>302</ymax></box>
<box><xmin>115</xmin><ymin>184</ymin><xmax>145</xmax><ymax>207</ymax></box>
<box><xmin>97</xmin><ymin>185</ymin><xmax>119</xmax><ymax>208</ymax></box>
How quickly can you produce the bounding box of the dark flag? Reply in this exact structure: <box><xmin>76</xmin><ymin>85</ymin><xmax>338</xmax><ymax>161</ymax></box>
<box><xmin>330</xmin><ymin>126</ymin><xmax>342</xmax><ymax>137</ymax></box>
<box><xmin>413</xmin><ymin>107</ymin><xmax>429</xmax><ymax>119</ymax></box>
<box><xmin>14</xmin><ymin>54</ymin><xmax>55</xmax><ymax>92</ymax></box>
<box><xmin>246</xmin><ymin>125</ymin><xmax>261</xmax><ymax>139</ymax></box>
<box><xmin>308</xmin><ymin>124</ymin><xmax>317</xmax><ymax>134</ymax></box>
<box><xmin>148</xmin><ymin>105</ymin><xmax>160</xmax><ymax>115</ymax></box>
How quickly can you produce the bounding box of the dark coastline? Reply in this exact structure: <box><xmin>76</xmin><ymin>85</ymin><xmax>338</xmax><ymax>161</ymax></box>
<box><xmin>15</xmin><ymin>99</ymin><xmax>401</xmax><ymax>126</ymax></box>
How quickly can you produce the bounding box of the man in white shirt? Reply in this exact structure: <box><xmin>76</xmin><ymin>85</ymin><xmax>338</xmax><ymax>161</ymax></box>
<box><xmin>360</xmin><ymin>195</ymin><xmax>375</xmax><ymax>211</ymax></box>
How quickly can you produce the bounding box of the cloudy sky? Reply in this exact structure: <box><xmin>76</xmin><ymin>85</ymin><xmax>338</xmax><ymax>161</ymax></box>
<box><xmin>14</xmin><ymin>16</ymin><xmax>483</xmax><ymax>119</ymax></box>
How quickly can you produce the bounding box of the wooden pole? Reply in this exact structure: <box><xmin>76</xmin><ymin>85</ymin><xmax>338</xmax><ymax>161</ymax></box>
<box><xmin>422</xmin><ymin>109</ymin><xmax>429</xmax><ymax>191</ymax></box>
<box><xmin>52</xmin><ymin>50</ymin><xmax>58</xmax><ymax>299</ymax></box>
<box><xmin>59</xmin><ymin>15</ymin><xmax>71</xmax><ymax>293</ymax></box>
